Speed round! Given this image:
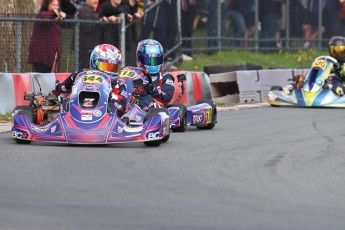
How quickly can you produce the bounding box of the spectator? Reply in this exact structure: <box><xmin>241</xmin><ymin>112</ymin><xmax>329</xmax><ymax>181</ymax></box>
<box><xmin>259</xmin><ymin>0</ymin><xmax>282</xmax><ymax>51</ymax></box>
<box><xmin>98</xmin><ymin>0</ymin><xmax>124</xmax><ymax>47</ymax></box>
<box><xmin>224</xmin><ymin>0</ymin><xmax>247</xmax><ymax>48</ymax></box>
<box><xmin>77</xmin><ymin>0</ymin><xmax>102</xmax><ymax>70</ymax></box>
<box><xmin>323</xmin><ymin>0</ymin><xmax>341</xmax><ymax>40</ymax></box>
<box><xmin>121</xmin><ymin>0</ymin><xmax>144</xmax><ymax>66</ymax></box>
<box><xmin>29</xmin><ymin>0</ymin><xmax>66</xmax><ymax>73</ymax></box>
<box><xmin>235</xmin><ymin>0</ymin><xmax>255</xmax><ymax>48</ymax></box>
<box><xmin>181</xmin><ymin>0</ymin><xmax>196</xmax><ymax>59</ymax></box>
<box><xmin>139</xmin><ymin>0</ymin><xmax>168</xmax><ymax>51</ymax></box>
<box><xmin>60</xmin><ymin>0</ymin><xmax>77</xmax><ymax>17</ymax></box>
<box><xmin>207</xmin><ymin>0</ymin><xmax>223</xmax><ymax>52</ymax></box>
<box><xmin>288</xmin><ymin>0</ymin><xmax>305</xmax><ymax>39</ymax></box>
<box><xmin>301</xmin><ymin>0</ymin><xmax>326</xmax><ymax>49</ymax></box>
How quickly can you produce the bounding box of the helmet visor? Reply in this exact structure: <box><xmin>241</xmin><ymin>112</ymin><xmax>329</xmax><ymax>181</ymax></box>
<box><xmin>329</xmin><ymin>45</ymin><xmax>345</xmax><ymax>58</ymax></box>
<box><xmin>97</xmin><ymin>61</ymin><xmax>120</xmax><ymax>73</ymax></box>
<box><xmin>139</xmin><ymin>55</ymin><xmax>163</xmax><ymax>67</ymax></box>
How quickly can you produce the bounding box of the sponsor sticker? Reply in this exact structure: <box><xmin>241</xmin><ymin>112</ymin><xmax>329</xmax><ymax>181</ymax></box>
<box><xmin>31</xmin><ymin>126</ymin><xmax>48</xmax><ymax>132</ymax></box>
<box><xmin>81</xmin><ymin>115</ymin><xmax>92</xmax><ymax>121</ymax></box>
<box><xmin>94</xmin><ymin>110</ymin><xmax>102</xmax><ymax>117</ymax></box>
<box><xmin>124</xmin><ymin>126</ymin><xmax>143</xmax><ymax>132</ymax></box>
<box><xmin>51</xmin><ymin>125</ymin><xmax>57</xmax><ymax>133</ymax></box>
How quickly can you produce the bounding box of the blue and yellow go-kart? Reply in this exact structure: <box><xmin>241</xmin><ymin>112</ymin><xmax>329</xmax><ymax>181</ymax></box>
<box><xmin>11</xmin><ymin>70</ymin><xmax>170</xmax><ymax>146</ymax></box>
<box><xmin>267</xmin><ymin>55</ymin><xmax>345</xmax><ymax>108</ymax></box>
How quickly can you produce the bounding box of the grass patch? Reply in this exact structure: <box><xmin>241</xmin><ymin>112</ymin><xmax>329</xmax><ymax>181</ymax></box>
<box><xmin>0</xmin><ymin>113</ymin><xmax>12</xmax><ymax>123</ymax></box>
<box><xmin>176</xmin><ymin>49</ymin><xmax>326</xmax><ymax>71</ymax></box>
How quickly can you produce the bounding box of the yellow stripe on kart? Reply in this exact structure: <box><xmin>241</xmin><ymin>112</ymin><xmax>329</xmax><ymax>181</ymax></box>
<box><xmin>304</xmin><ymin>91</ymin><xmax>319</xmax><ymax>106</ymax></box>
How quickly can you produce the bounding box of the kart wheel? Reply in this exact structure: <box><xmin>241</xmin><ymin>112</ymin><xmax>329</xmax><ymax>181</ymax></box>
<box><xmin>162</xmin><ymin>133</ymin><xmax>170</xmax><ymax>142</ymax></box>
<box><xmin>270</xmin><ymin>86</ymin><xmax>283</xmax><ymax>91</ymax></box>
<box><xmin>144</xmin><ymin>139</ymin><xmax>162</xmax><ymax>147</ymax></box>
<box><xmin>170</xmin><ymin>103</ymin><xmax>187</xmax><ymax>132</ymax></box>
<box><xmin>13</xmin><ymin>106</ymin><xmax>33</xmax><ymax>144</ymax></box>
<box><xmin>196</xmin><ymin>99</ymin><xmax>217</xmax><ymax>130</ymax></box>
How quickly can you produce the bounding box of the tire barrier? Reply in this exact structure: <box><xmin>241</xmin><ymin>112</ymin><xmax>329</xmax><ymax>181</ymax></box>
<box><xmin>0</xmin><ymin>71</ymin><xmax>212</xmax><ymax>114</ymax></box>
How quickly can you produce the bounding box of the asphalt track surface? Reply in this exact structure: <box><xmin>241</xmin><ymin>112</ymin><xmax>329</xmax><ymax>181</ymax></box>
<box><xmin>1</xmin><ymin>106</ymin><xmax>345</xmax><ymax>230</ymax></box>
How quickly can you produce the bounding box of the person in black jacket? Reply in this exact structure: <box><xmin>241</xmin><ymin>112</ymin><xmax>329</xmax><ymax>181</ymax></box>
<box><xmin>77</xmin><ymin>0</ymin><xmax>102</xmax><ymax>69</ymax></box>
<box><xmin>329</xmin><ymin>36</ymin><xmax>345</xmax><ymax>96</ymax></box>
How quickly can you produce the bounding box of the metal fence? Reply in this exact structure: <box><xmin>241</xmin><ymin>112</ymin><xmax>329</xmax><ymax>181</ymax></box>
<box><xmin>0</xmin><ymin>0</ymin><xmax>337</xmax><ymax>73</ymax></box>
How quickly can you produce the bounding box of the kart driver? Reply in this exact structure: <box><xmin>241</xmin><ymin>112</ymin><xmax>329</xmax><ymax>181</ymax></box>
<box><xmin>329</xmin><ymin>36</ymin><xmax>345</xmax><ymax>96</ymax></box>
<box><xmin>55</xmin><ymin>44</ymin><xmax>127</xmax><ymax>116</ymax></box>
<box><xmin>136</xmin><ymin>39</ymin><xmax>175</xmax><ymax>108</ymax></box>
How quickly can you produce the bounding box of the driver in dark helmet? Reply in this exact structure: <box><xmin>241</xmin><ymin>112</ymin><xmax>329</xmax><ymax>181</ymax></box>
<box><xmin>329</xmin><ymin>36</ymin><xmax>345</xmax><ymax>96</ymax></box>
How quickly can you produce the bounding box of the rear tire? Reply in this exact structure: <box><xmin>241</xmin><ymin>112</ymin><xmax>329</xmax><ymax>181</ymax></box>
<box><xmin>269</xmin><ymin>86</ymin><xmax>283</xmax><ymax>107</ymax></box>
<box><xmin>170</xmin><ymin>103</ymin><xmax>187</xmax><ymax>132</ymax></box>
<box><xmin>270</xmin><ymin>86</ymin><xmax>283</xmax><ymax>91</ymax></box>
<box><xmin>196</xmin><ymin>99</ymin><xmax>217</xmax><ymax>130</ymax></box>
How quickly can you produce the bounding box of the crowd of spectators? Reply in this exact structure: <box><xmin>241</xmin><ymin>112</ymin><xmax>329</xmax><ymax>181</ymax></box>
<box><xmin>29</xmin><ymin>0</ymin><xmax>345</xmax><ymax>73</ymax></box>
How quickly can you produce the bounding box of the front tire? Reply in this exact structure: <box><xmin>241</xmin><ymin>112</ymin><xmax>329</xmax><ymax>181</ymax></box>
<box><xmin>170</xmin><ymin>103</ymin><xmax>187</xmax><ymax>132</ymax></box>
<box><xmin>270</xmin><ymin>86</ymin><xmax>283</xmax><ymax>91</ymax></box>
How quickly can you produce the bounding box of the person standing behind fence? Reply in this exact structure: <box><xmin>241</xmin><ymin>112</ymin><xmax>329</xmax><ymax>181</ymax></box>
<box><xmin>301</xmin><ymin>0</ymin><xmax>326</xmax><ymax>49</ymax></box>
<box><xmin>207</xmin><ymin>0</ymin><xmax>219</xmax><ymax>52</ymax></box>
<box><xmin>224</xmin><ymin>0</ymin><xmax>247</xmax><ymax>48</ymax></box>
<box><xmin>99</xmin><ymin>0</ymin><xmax>124</xmax><ymax>47</ymax></box>
<box><xmin>77</xmin><ymin>0</ymin><xmax>102</xmax><ymax>69</ymax></box>
<box><xmin>139</xmin><ymin>0</ymin><xmax>168</xmax><ymax>51</ymax></box>
<box><xmin>181</xmin><ymin>0</ymin><xmax>196</xmax><ymax>59</ymax></box>
<box><xmin>258</xmin><ymin>0</ymin><xmax>282</xmax><ymax>52</ymax></box>
<box><xmin>29</xmin><ymin>0</ymin><xmax>66</xmax><ymax>73</ymax></box>
<box><xmin>121</xmin><ymin>0</ymin><xmax>144</xmax><ymax>66</ymax></box>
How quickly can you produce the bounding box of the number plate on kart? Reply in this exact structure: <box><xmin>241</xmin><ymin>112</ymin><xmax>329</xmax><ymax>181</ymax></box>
<box><xmin>312</xmin><ymin>60</ymin><xmax>327</xmax><ymax>70</ymax></box>
<box><xmin>119</xmin><ymin>70</ymin><xmax>138</xmax><ymax>78</ymax></box>
<box><xmin>82</xmin><ymin>75</ymin><xmax>104</xmax><ymax>84</ymax></box>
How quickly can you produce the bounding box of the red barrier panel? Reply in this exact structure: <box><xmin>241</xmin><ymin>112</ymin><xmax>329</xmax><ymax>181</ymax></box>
<box><xmin>12</xmin><ymin>74</ymin><xmax>32</xmax><ymax>106</ymax></box>
<box><xmin>55</xmin><ymin>73</ymin><xmax>71</xmax><ymax>83</ymax></box>
<box><xmin>169</xmin><ymin>71</ymin><xmax>189</xmax><ymax>105</ymax></box>
<box><xmin>190</xmin><ymin>72</ymin><xmax>203</xmax><ymax>104</ymax></box>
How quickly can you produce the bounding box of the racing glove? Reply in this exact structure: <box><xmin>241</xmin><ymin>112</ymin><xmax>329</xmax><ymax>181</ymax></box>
<box><xmin>146</xmin><ymin>84</ymin><xmax>155</xmax><ymax>94</ymax></box>
<box><xmin>335</xmin><ymin>87</ymin><xmax>344</xmax><ymax>96</ymax></box>
<box><xmin>339</xmin><ymin>64</ymin><xmax>345</xmax><ymax>77</ymax></box>
<box><xmin>63</xmin><ymin>71</ymin><xmax>79</xmax><ymax>91</ymax></box>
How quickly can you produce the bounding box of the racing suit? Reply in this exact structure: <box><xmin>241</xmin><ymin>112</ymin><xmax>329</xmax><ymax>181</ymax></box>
<box><xmin>145</xmin><ymin>71</ymin><xmax>175</xmax><ymax>107</ymax></box>
<box><xmin>119</xmin><ymin>66</ymin><xmax>157</xmax><ymax>112</ymax></box>
<box><xmin>331</xmin><ymin>62</ymin><xmax>345</xmax><ymax>96</ymax></box>
<box><xmin>55</xmin><ymin>70</ymin><xmax>128</xmax><ymax>116</ymax></box>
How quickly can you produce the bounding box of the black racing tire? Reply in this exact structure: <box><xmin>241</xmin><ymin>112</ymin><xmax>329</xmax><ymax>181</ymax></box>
<box><xmin>196</xmin><ymin>99</ymin><xmax>217</xmax><ymax>130</ymax></box>
<box><xmin>270</xmin><ymin>104</ymin><xmax>281</xmax><ymax>107</ymax></box>
<box><xmin>13</xmin><ymin>106</ymin><xmax>33</xmax><ymax>144</ymax></box>
<box><xmin>162</xmin><ymin>133</ymin><xmax>170</xmax><ymax>143</ymax></box>
<box><xmin>270</xmin><ymin>86</ymin><xmax>283</xmax><ymax>91</ymax></box>
<box><xmin>170</xmin><ymin>103</ymin><xmax>187</xmax><ymax>132</ymax></box>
